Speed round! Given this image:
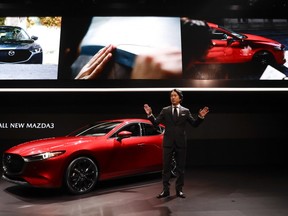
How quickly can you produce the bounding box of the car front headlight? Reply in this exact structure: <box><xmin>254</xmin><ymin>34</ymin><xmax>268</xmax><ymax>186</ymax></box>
<box><xmin>32</xmin><ymin>47</ymin><xmax>42</xmax><ymax>53</ymax></box>
<box><xmin>273</xmin><ymin>44</ymin><xmax>285</xmax><ymax>51</ymax></box>
<box><xmin>23</xmin><ymin>151</ymin><xmax>66</xmax><ymax>162</ymax></box>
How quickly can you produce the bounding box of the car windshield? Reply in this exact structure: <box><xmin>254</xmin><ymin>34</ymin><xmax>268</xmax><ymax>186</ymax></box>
<box><xmin>67</xmin><ymin>121</ymin><xmax>122</xmax><ymax>137</ymax></box>
<box><xmin>219</xmin><ymin>25</ymin><xmax>246</xmax><ymax>39</ymax></box>
<box><xmin>0</xmin><ymin>26</ymin><xmax>31</xmax><ymax>42</ymax></box>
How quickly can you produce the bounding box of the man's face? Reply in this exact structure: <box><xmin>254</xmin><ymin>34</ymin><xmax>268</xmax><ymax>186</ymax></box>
<box><xmin>170</xmin><ymin>91</ymin><xmax>181</xmax><ymax>105</ymax></box>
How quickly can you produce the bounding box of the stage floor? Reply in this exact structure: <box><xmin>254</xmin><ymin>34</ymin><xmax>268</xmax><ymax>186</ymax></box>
<box><xmin>1</xmin><ymin>166</ymin><xmax>288</xmax><ymax>216</ymax></box>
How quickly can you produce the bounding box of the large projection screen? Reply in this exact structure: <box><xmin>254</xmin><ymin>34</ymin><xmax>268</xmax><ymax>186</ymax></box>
<box><xmin>0</xmin><ymin>8</ymin><xmax>287</xmax><ymax>90</ymax></box>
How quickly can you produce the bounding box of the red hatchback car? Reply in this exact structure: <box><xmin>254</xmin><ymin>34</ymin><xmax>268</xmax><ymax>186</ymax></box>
<box><xmin>2</xmin><ymin>118</ymin><xmax>165</xmax><ymax>195</ymax></box>
<box><xmin>204</xmin><ymin>22</ymin><xmax>286</xmax><ymax>66</ymax></box>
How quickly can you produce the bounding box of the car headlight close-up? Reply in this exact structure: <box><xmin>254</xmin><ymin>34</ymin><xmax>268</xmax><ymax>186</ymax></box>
<box><xmin>23</xmin><ymin>151</ymin><xmax>66</xmax><ymax>162</ymax></box>
<box><xmin>273</xmin><ymin>44</ymin><xmax>286</xmax><ymax>51</ymax></box>
<box><xmin>31</xmin><ymin>47</ymin><xmax>42</xmax><ymax>53</ymax></box>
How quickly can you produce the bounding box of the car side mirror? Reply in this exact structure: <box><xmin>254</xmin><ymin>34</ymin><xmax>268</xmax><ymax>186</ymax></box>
<box><xmin>31</xmin><ymin>35</ymin><xmax>38</xmax><ymax>41</ymax></box>
<box><xmin>227</xmin><ymin>38</ymin><xmax>234</xmax><ymax>46</ymax></box>
<box><xmin>117</xmin><ymin>131</ymin><xmax>132</xmax><ymax>141</ymax></box>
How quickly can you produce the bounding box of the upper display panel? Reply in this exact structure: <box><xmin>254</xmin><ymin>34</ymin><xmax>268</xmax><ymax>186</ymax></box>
<box><xmin>182</xmin><ymin>18</ymin><xmax>288</xmax><ymax>81</ymax></box>
<box><xmin>58</xmin><ymin>16</ymin><xmax>182</xmax><ymax>80</ymax></box>
<box><xmin>0</xmin><ymin>0</ymin><xmax>288</xmax><ymax>89</ymax></box>
<box><xmin>0</xmin><ymin>16</ymin><xmax>61</xmax><ymax>80</ymax></box>
<box><xmin>57</xmin><ymin>16</ymin><xmax>288</xmax><ymax>88</ymax></box>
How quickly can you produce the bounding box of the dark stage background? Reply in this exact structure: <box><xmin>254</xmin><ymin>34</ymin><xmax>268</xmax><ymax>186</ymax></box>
<box><xmin>1</xmin><ymin>90</ymin><xmax>287</xmax><ymax>167</ymax></box>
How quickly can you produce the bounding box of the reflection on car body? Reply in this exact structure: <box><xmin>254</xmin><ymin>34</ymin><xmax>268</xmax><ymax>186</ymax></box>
<box><xmin>0</xmin><ymin>25</ymin><xmax>43</xmax><ymax>64</ymax></box>
<box><xmin>2</xmin><ymin>118</ymin><xmax>169</xmax><ymax>195</ymax></box>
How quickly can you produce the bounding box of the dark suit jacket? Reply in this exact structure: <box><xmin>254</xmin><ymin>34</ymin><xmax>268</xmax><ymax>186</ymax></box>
<box><xmin>148</xmin><ymin>105</ymin><xmax>203</xmax><ymax>148</ymax></box>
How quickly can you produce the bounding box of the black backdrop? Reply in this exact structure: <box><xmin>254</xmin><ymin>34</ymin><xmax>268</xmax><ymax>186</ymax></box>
<box><xmin>1</xmin><ymin>90</ymin><xmax>288</xmax><ymax>167</ymax></box>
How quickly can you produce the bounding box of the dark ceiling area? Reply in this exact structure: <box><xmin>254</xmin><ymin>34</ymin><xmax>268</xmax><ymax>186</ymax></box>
<box><xmin>0</xmin><ymin>0</ymin><xmax>288</xmax><ymax>17</ymax></box>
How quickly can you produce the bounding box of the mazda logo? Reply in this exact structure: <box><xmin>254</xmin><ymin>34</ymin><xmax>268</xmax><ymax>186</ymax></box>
<box><xmin>8</xmin><ymin>50</ymin><xmax>15</xmax><ymax>56</ymax></box>
<box><xmin>6</xmin><ymin>155</ymin><xmax>12</xmax><ymax>163</ymax></box>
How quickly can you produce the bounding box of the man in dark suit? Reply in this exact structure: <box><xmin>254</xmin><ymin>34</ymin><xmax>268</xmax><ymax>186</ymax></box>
<box><xmin>144</xmin><ymin>89</ymin><xmax>209</xmax><ymax>198</ymax></box>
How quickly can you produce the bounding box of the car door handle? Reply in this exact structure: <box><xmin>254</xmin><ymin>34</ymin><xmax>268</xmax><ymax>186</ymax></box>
<box><xmin>137</xmin><ymin>143</ymin><xmax>145</xmax><ymax>147</ymax></box>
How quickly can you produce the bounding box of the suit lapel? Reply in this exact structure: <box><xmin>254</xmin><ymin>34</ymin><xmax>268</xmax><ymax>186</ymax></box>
<box><xmin>179</xmin><ymin>106</ymin><xmax>183</xmax><ymax>117</ymax></box>
<box><xmin>169</xmin><ymin>105</ymin><xmax>174</xmax><ymax>121</ymax></box>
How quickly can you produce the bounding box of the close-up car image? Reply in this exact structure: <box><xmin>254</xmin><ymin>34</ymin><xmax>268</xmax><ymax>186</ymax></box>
<box><xmin>205</xmin><ymin>22</ymin><xmax>286</xmax><ymax>67</ymax></box>
<box><xmin>182</xmin><ymin>19</ymin><xmax>288</xmax><ymax>80</ymax></box>
<box><xmin>2</xmin><ymin>118</ymin><xmax>170</xmax><ymax>195</ymax></box>
<box><xmin>0</xmin><ymin>25</ymin><xmax>43</xmax><ymax>64</ymax></box>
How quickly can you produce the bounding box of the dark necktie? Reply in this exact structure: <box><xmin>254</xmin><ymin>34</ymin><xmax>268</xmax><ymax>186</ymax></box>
<box><xmin>173</xmin><ymin>107</ymin><xmax>178</xmax><ymax>122</ymax></box>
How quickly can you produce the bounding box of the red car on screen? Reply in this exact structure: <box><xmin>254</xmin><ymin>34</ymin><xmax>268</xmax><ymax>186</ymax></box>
<box><xmin>203</xmin><ymin>22</ymin><xmax>286</xmax><ymax>66</ymax></box>
<box><xmin>2</xmin><ymin>118</ymin><xmax>166</xmax><ymax>195</ymax></box>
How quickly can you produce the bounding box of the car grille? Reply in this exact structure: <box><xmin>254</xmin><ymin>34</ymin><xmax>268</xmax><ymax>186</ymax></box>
<box><xmin>0</xmin><ymin>50</ymin><xmax>31</xmax><ymax>63</ymax></box>
<box><xmin>2</xmin><ymin>153</ymin><xmax>25</xmax><ymax>174</ymax></box>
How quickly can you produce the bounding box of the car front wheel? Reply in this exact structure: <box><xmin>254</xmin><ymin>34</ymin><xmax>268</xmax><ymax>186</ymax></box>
<box><xmin>252</xmin><ymin>51</ymin><xmax>276</xmax><ymax>67</ymax></box>
<box><xmin>65</xmin><ymin>156</ymin><xmax>98</xmax><ymax>195</ymax></box>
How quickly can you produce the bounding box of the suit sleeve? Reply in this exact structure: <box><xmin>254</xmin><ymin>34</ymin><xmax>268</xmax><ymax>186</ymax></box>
<box><xmin>148</xmin><ymin>108</ymin><xmax>165</xmax><ymax>126</ymax></box>
<box><xmin>187</xmin><ymin>109</ymin><xmax>204</xmax><ymax>127</ymax></box>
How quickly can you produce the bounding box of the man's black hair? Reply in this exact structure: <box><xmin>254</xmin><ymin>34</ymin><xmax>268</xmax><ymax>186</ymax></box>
<box><xmin>170</xmin><ymin>88</ymin><xmax>183</xmax><ymax>102</ymax></box>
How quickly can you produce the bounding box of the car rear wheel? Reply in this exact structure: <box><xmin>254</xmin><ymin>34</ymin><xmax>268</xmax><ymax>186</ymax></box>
<box><xmin>252</xmin><ymin>51</ymin><xmax>276</xmax><ymax>67</ymax></box>
<box><xmin>65</xmin><ymin>156</ymin><xmax>98</xmax><ymax>195</ymax></box>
